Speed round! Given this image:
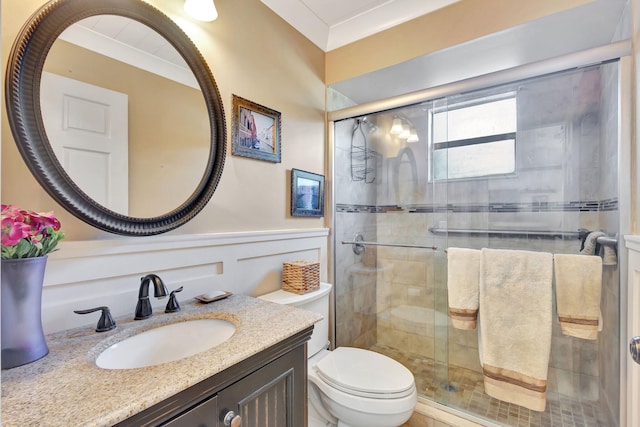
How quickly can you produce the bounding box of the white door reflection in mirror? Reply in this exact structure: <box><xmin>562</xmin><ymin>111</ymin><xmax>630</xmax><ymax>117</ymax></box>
<box><xmin>41</xmin><ymin>15</ymin><xmax>210</xmax><ymax>218</ymax></box>
<box><xmin>41</xmin><ymin>72</ymin><xmax>129</xmax><ymax>213</ymax></box>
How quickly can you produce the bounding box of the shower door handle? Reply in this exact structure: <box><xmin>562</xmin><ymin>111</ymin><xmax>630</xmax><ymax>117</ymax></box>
<box><xmin>631</xmin><ymin>336</ymin><xmax>640</xmax><ymax>365</ymax></box>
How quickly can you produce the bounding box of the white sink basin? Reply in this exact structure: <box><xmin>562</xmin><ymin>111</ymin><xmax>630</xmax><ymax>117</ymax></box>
<box><xmin>96</xmin><ymin>319</ymin><xmax>236</xmax><ymax>369</ymax></box>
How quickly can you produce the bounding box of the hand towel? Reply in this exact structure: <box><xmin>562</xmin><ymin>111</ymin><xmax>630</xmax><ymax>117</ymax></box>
<box><xmin>553</xmin><ymin>254</ymin><xmax>602</xmax><ymax>340</ymax></box>
<box><xmin>479</xmin><ymin>248</ymin><xmax>553</xmax><ymax>412</ymax></box>
<box><xmin>446</xmin><ymin>248</ymin><xmax>480</xmax><ymax>329</ymax></box>
<box><xmin>602</xmin><ymin>246</ymin><xmax>618</xmax><ymax>266</ymax></box>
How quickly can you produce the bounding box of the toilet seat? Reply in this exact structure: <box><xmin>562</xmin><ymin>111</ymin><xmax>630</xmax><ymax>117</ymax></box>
<box><xmin>308</xmin><ymin>363</ymin><xmax>417</xmax><ymax>420</ymax></box>
<box><xmin>313</xmin><ymin>347</ymin><xmax>415</xmax><ymax>399</ymax></box>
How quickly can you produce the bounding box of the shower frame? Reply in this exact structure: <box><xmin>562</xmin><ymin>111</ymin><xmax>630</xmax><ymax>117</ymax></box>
<box><xmin>326</xmin><ymin>41</ymin><xmax>633</xmax><ymax>426</ymax></box>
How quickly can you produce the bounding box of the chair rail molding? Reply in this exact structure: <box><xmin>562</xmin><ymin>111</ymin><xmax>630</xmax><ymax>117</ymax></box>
<box><xmin>43</xmin><ymin>228</ymin><xmax>329</xmax><ymax>334</ymax></box>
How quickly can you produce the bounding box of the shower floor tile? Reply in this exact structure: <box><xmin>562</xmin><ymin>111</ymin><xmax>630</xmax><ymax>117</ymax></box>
<box><xmin>370</xmin><ymin>344</ymin><xmax>612</xmax><ymax>427</ymax></box>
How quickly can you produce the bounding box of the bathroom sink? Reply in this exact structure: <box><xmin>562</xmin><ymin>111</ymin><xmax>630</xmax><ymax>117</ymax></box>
<box><xmin>96</xmin><ymin>319</ymin><xmax>236</xmax><ymax>369</ymax></box>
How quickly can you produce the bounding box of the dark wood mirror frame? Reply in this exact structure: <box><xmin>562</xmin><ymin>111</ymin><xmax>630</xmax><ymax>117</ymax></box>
<box><xmin>5</xmin><ymin>0</ymin><xmax>226</xmax><ymax>236</ymax></box>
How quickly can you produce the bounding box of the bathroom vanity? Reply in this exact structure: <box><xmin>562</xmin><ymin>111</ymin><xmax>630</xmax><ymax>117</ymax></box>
<box><xmin>0</xmin><ymin>295</ymin><xmax>320</xmax><ymax>426</ymax></box>
<box><xmin>120</xmin><ymin>329</ymin><xmax>307</xmax><ymax>426</ymax></box>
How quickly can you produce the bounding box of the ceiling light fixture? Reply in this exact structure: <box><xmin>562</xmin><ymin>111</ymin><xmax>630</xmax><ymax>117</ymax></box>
<box><xmin>184</xmin><ymin>0</ymin><xmax>218</xmax><ymax>21</ymax></box>
<box><xmin>390</xmin><ymin>118</ymin><xmax>403</xmax><ymax>135</ymax></box>
<box><xmin>407</xmin><ymin>129</ymin><xmax>419</xmax><ymax>143</ymax></box>
<box><xmin>399</xmin><ymin>124</ymin><xmax>411</xmax><ymax>139</ymax></box>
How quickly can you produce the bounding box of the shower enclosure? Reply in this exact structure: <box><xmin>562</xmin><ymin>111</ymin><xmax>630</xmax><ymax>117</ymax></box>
<box><xmin>331</xmin><ymin>58</ymin><xmax>625</xmax><ymax>426</ymax></box>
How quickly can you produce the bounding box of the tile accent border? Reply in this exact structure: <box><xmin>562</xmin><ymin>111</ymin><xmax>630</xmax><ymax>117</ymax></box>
<box><xmin>336</xmin><ymin>198</ymin><xmax>618</xmax><ymax>214</ymax></box>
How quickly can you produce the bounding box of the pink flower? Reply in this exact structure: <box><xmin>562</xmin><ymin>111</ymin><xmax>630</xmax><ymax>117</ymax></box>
<box><xmin>1</xmin><ymin>217</ymin><xmax>29</xmax><ymax>246</ymax></box>
<box><xmin>22</xmin><ymin>210</ymin><xmax>42</xmax><ymax>234</ymax></box>
<box><xmin>1</xmin><ymin>204</ymin><xmax>25</xmax><ymax>223</ymax></box>
<box><xmin>1</xmin><ymin>204</ymin><xmax>20</xmax><ymax>214</ymax></box>
<box><xmin>1</xmin><ymin>204</ymin><xmax>65</xmax><ymax>259</ymax></box>
<box><xmin>36</xmin><ymin>211</ymin><xmax>61</xmax><ymax>231</ymax></box>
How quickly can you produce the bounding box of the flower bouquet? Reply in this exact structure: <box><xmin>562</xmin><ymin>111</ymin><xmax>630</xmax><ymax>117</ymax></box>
<box><xmin>1</xmin><ymin>204</ymin><xmax>65</xmax><ymax>259</ymax></box>
<box><xmin>1</xmin><ymin>205</ymin><xmax>65</xmax><ymax>368</ymax></box>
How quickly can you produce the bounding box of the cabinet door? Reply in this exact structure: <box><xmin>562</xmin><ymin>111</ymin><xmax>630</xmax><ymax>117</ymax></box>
<box><xmin>162</xmin><ymin>395</ymin><xmax>218</xmax><ymax>427</ymax></box>
<box><xmin>218</xmin><ymin>348</ymin><xmax>306</xmax><ymax>427</ymax></box>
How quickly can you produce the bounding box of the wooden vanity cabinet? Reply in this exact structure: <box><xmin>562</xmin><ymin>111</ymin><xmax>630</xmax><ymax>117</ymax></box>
<box><xmin>115</xmin><ymin>327</ymin><xmax>311</xmax><ymax>427</ymax></box>
<box><xmin>160</xmin><ymin>395</ymin><xmax>218</xmax><ymax>426</ymax></box>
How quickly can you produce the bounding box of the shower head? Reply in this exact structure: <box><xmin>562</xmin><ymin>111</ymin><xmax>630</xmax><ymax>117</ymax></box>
<box><xmin>356</xmin><ymin>116</ymin><xmax>378</xmax><ymax>133</ymax></box>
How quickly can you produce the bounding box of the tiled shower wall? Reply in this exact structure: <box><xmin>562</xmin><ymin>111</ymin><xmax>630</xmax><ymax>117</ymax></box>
<box><xmin>334</xmin><ymin>116</ymin><xmax>378</xmax><ymax>349</ymax></box>
<box><xmin>333</xmin><ymin>62</ymin><xmax>620</xmax><ymax>426</ymax></box>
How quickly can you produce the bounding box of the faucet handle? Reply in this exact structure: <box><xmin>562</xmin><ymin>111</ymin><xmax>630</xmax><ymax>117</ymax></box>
<box><xmin>165</xmin><ymin>286</ymin><xmax>184</xmax><ymax>313</ymax></box>
<box><xmin>74</xmin><ymin>306</ymin><xmax>116</xmax><ymax>332</ymax></box>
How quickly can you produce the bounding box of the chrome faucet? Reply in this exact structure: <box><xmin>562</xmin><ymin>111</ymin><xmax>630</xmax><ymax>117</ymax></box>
<box><xmin>135</xmin><ymin>274</ymin><xmax>168</xmax><ymax>320</ymax></box>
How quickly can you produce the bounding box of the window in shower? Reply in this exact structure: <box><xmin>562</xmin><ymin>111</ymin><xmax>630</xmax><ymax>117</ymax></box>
<box><xmin>430</xmin><ymin>93</ymin><xmax>517</xmax><ymax>180</ymax></box>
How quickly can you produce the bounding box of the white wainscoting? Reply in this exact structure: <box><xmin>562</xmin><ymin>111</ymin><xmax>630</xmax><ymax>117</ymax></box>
<box><xmin>42</xmin><ymin>228</ymin><xmax>329</xmax><ymax>334</ymax></box>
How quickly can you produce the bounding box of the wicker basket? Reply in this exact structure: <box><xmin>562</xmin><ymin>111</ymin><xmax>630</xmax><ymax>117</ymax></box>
<box><xmin>282</xmin><ymin>260</ymin><xmax>320</xmax><ymax>294</ymax></box>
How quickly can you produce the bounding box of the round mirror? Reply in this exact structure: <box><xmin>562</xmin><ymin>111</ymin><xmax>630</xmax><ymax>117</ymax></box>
<box><xmin>5</xmin><ymin>0</ymin><xmax>226</xmax><ymax>236</ymax></box>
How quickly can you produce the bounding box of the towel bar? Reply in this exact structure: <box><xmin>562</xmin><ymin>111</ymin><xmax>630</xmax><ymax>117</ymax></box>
<box><xmin>342</xmin><ymin>233</ymin><xmax>437</xmax><ymax>255</ymax></box>
<box><xmin>595</xmin><ymin>236</ymin><xmax>618</xmax><ymax>247</ymax></box>
<box><xmin>429</xmin><ymin>227</ymin><xmax>580</xmax><ymax>239</ymax></box>
<box><xmin>342</xmin><ymin>231</ymin><xmax>618</xmax><ymax>256</ymax></box>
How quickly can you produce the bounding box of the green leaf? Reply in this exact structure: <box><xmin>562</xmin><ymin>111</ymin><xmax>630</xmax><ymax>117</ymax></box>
<box><xmin>1</xmin><ymin>245</ymin><xmax>17</xmax><ymax>259</ymax></box>
<box><xmin>14</xmin><ymin>239</ymin><xmax>31</xmax><ymax>258</ymax></box>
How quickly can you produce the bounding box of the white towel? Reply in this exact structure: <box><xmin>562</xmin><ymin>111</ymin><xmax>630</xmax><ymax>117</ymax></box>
<box><xmin>554</xmin><ymin>254</ymin><xmax>602</xmax><ymax>340</ymax></box>
<box><xmin>602</xmin><ymin>246</ymin><xmax>618</xmax><ymax>266</ymax></box>
<box><xmin>479</xmin><ymin>248</ymin><xmax>553</xmax><ymax>412</ymax></box>
<box><xmin>446</xmin><ymin>248</ymin><xmax>480</xmax><ymax>329</ymax></box>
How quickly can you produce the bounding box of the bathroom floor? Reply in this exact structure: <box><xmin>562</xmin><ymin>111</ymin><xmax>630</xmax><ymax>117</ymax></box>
<box><xmin>371</xmin><ymin>345</ymin><xmax>612</xmax><ymax>427</ymax></box>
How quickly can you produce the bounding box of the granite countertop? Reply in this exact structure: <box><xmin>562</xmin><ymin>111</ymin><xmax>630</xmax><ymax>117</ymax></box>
<box><xmin>1</xmin><ymin>295</ymin><xmax>322</xmax><ymax>427</ymax></box>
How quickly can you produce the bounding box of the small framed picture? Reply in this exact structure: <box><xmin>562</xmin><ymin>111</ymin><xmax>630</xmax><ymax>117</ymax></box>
<box><xmin>291</xmin><ymin>169</ymin><xmax>325</xmax><ymax>217</ymax></box>
<box><xmin>231</xmin><ymin>94</ymin><xmax>281</xmax><ymax>163</ymax></box>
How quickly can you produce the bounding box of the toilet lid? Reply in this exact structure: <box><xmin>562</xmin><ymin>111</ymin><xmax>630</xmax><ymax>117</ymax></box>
<box><xmin>314</xmin><ymin>347</ymin><xmax>415</xmax><ymax>397</ymax></box>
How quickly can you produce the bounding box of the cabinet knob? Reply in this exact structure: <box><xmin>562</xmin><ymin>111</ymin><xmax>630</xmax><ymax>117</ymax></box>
<box><xmin>631</xmin><ymin>336</ymin><xmax>640</xmax><ymax>365</ymax></box>
<box><xmin>223</xmin><ymin>410</ymin><xmax>241</xmax><ymax>427</ymax></box>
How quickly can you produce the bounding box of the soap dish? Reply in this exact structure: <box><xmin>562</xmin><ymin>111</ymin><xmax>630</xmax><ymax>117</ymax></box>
<box><xmin>195</xmin><ymin>290</ymin><xmax>232</xmax><ymax>304</ymax></box>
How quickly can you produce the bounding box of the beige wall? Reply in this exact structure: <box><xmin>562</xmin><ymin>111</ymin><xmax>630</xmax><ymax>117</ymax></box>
<box><xmin>1</xmin><ymin>0</ymin><xmax>326</xmax><ymax>240</ymax></box>
<box><xmin>0</xmin><ymin>0</ymin><xmax>618</xmax><ymax>242</ymax></box>
<box><xmin>325</xmin><ymin>0</ymin><xmax>595</xmax><ymax>85</ymax></box>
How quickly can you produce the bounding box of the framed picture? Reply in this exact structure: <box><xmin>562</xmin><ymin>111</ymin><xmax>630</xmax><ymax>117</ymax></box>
<box><xmin>231</xmin><ymin>94</ymin><xmax>281</xmax><ymax>163</ymax></box>
<box><xmin>291</xmin><ymin>169</ymin><xmax>325</xmax><ymax>217</ymax></box>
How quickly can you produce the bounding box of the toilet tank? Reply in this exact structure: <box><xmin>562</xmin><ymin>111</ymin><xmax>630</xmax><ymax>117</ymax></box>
<box><xmin>258</xmin><ymin>282</ymin><xmax>332</xmax><ymax>357</ymax></box>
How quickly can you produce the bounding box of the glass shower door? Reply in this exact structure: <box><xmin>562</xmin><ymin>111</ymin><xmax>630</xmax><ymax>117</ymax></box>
<box><xmin>431</xmin><ymin>64</ymin><xmax>620</xmax><ymax>426</ymax></box>
<box><xmin>332</xmin><ymin>107</ymin><xmax>448</xmax><ymax>398</ymax></box>
<box><xmin>332</xmin><ymin>60</ymin><xmax>620</xmax><ymax>427</ymax></box>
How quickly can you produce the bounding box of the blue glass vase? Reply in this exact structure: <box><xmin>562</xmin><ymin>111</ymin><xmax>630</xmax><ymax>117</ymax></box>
<box><xmin>1</xmin><ymin>256</ymin><xmax>49</xmax><ymax>369</ymax></box>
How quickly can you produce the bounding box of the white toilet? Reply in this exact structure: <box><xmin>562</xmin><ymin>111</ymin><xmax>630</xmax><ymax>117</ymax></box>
<box><xmin>259</xmin><ymin>282</ymin><xmax>417</xmax><ymax>427</ymax></box>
